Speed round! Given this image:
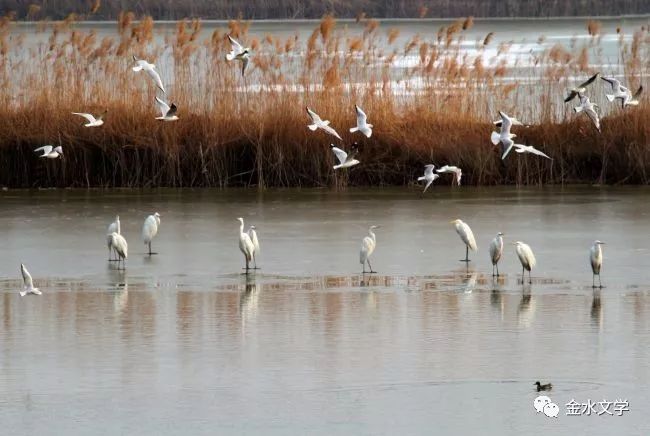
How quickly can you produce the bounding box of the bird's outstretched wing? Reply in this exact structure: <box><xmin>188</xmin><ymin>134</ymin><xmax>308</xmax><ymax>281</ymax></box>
<box><xmin>585</xmin><ymin>107</ymin><xmax>601</xmax><ymax>132</ymax></box>
<box><xmin>228</xmin><ymin>35</ymin><xmax>243</xmax><ymax>51</ymax></box>
<box><xmin>498</xmin><ymin>111</ymin><xmax>512</xmax><ymax>132</ymax></box>
<box><xmin>34</xmin><ymin>145</ymin><xmax>53</xmax><ymax>155</ymax></box>
<box><xmin>72</xmin><ymin>112</ymin><xmax>97</xmax><ymax>123</ymax></box>
<box><xmin>241</xmin><ymin>57</ymin><xmax>249</xmax><ymax>76</ymax></box>
<box><xmin>579</xmin><ymin>72</ymin><xmax>599</xmax><ymax>89</ymax></box>
<box><xmin>633</xmin><ymin>85</ymin><xmax>644</xmax><ymax>99</ymax></box>
<box><xmin>564</xmin><ymin>90</ymin><xmax>578</xmax><ymax>103</ymax></box>
<box><xmin>501</xmin><ymin>138</ymin><xmax>515</xmax><ymax>160</ymax></box>
<box><xmin>306</xmin><ymin>107</ymin><xmax>321</xmax><ymax>123</ymax></box>
<box><xmin>424</xmin><ymin>164</ymin><xmax>435</xmax><ymax>177</ymax></box>
<box><xmin>155</xmin><ymin>96</ymin><xmax>170</xmax><ymax>117</ymax></box>
<box><xmin>21</xmin><ymin>264</ymin><xmax>33</xmax><ymax>288</ymax></box>
<box><xmin>166</xmin><ymin>103</ymin><xmax>178</xmax><ymax>118</ymax></box>
<box><xmin>346</xmin><ymin>146</ymin><xmax>359</xmax><ymax>162</ymax></box>
<box><xmin>330</xmin><ymin>146</ymin><xmax>348</xmax><ymax>164</ymax></box>
<box><xmin>146</xmin><ymin>68</ymin><xmax>165</xmax><ymax>93</ymax></box>
<box><xmin>355</xmin><ymin>105</ymin><xmax>367</xmax><ymax>125</ymax></box>
<box><xmin>601</xmin><ymin>76</ymin><xmax>619</xmax><ymax>89</ymax></box>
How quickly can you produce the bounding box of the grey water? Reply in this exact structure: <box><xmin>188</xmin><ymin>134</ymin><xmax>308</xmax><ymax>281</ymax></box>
<box><xmin>1</xmin><ymin>187</ymin><xmax>649</xmax><ymax>434</ymax></box>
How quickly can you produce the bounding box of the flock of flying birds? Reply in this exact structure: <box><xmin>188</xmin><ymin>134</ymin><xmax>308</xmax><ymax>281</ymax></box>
<box><xmin>19</xmin><ymin>37</ymin><xmax>640</xmax><ymax>296</ymax></box>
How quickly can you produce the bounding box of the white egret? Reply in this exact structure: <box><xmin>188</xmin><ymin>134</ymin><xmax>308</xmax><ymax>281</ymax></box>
<box><xmin>142</xmin><ymin>212</ymin><xmax>161</xmax><ymax>256</ymax></box>
<box><xmin>20</xmin><ymin>263</ymin><xmax>42</xmax><ymax>297</ymax></box>
<box><xmin>451</xmin><ymin>219</ymin><xmax>477</xmax><ymax>262</ymax></box>
<box><xmin>132</xmin><ymin>56</ymin><xmax>166</xmax><ymax>93</ymax></box>
<box><xmin>110</xmin><ymin>232</ymin><xmax>128</xmax><ymax>270</ymax></box>
<box><xmin>238</xmin><ymin>217</ymin><xmax>255</xmax><ymax>272</ymax></box>
<box><xmin>349</xmin><ymin>105</ymin><xmax>373</xmax><ymax>138</ymax></box>
<box><xmin>247</xmin><ymin>225</ymin><xmax>260</xmax><ymax>269</ymax></box>
<box><xmin>513</xmin><ymin>144</ymin><xmax>552</xmax><ymax>160</ymax></box>
<box><xmin>360</xmin><ymin>225</ymin><xmax>380</xmax><ymax>273</ymax></box>
<box><xmin>489</xmin><ymin>232</ymin><xmax>504</xmax><ymax>276</ymax></box>
<box><xmin>514</xmin><ymin>241</ymin><xmax>536</xmax><ymax>284</ymax></box>
<box><xmin>437</xmin><ymin>165</ymin><xmax>462</xmax><ymax>185</ymax></box>
<box><xmin>306</xmin><ymin>107</ymin><xmax>342</xmax><ymax>140</ymax></box>
<box><xmin>417</xmin><ymin>164</ymin><xmax>439</xmax><ymax>193</ymax></box>
<box><xmin>107</xmin><ymin>215</ymin><xmax>121</xmax><ymax>261</ymax></box>
<box><xmin>154</xmin><ymin>97</ymin><xmax>179</xmax><ymax>121</ymax></box>
<box><xmin>574</xmin><ymin>94</ymin><xmax>601</xmax><ymax>132</ymax></box>
<box><xmin>601</xmin><ymin>77</ymin><xmax>643</xmax><ymax>108</ymax></box>
<box><xmin>564</xmin><ymin>72</ymin><xmax>599</xmax><ymax>102</ymax></box>
<box><xmin>226</xmin><ymin>35</ymin><xmax>250</xmax><ymax>76</ymax></box>
<box><xmin>72</xmin><ymin>111</ymin><xmax>105</xmax><ymax>127</ymax></box>
<box><xmin>34</xmin><ymin>145</ymin><xmax>63</xmax><ymax>159</ymax></box>
<box><xmin>590</xmin><ymin>240</ymin><xmax>605</xmax><ymax>288</ymax></box>
<box><xmin>331</xmin><ymin>144</ymin><xmax>360</xmax><ymax>169</ymax></box>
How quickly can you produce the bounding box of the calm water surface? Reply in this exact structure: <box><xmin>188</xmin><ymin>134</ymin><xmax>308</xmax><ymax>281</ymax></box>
<box><xmin>1</xmin><ymin>187</ymin><xmax>649</xmax><ymax>435</ymax></box>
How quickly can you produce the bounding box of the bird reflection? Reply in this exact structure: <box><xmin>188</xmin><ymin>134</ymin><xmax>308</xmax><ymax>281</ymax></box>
<box><xmin>591</xmin><ymin>290</ymin><xmax>603</xmax><ymax>330</ymax></box>
<box><xmin>517</xmin><ymin>285</ymin><xmax>536</xmax><ymax>327</ymax></box>
<box><xmin>113</xmin><ymin>281</ymin><xmax>129</xmax><ymax>314</ymax></box>
<box><xmin>463</xmin><ymin>270</ymin><xmax>478</xmax><ymax>294</ymax></box>
<box><xmin>240</xmin><ymin>276</ymin><xmax>260</xmax><ymax>326</ymax></box>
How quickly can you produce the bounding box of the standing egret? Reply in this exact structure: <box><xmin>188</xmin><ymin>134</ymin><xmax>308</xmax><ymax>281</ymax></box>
<box><xmin>360</xmin><ymin>225</ymin><xmax>380</xmax><ymax>273</ymax></box>
<box><xmin>514</xmin><ymin>241</ymin><xmax>536</xmax><ymax>284</ymax></box>
<box><xmin>107</xmin><ymin>215</ymin><xmax>121</xmax><ymax>261</ymax></box>
<box><xmin>238</xmin><ymin>218</ymin><xmax>255</xmax><ymax>273</ymax></box>
<box><xmin>110</xmin><ymin>232</ymin><xmax>128</xmax><ymax>270</ymax></box>
<box><xmin>451</xmin><ymin>219</ymin><xmax>477</xmax><ymax>262</ymax></box>
<box><xmin>247</xmin><ymin>225</ymin><xmax>260</xmax><ymax>269</ymax></box>
<box><xmin>590</xmin><ymin>240</ymin><xmax>605</xmax><ymax>288</ymax></box>
<box><xmin>489</xmin><ymin>232</ymin><xmax>504</xmax><ymax>276</ymax></box>
<box><xmin>142</xmin><ymin>212</ymin><xmax>161</xmax><ymax>256</ymax></box>
<box><xmin>418</xmin><ymin>164</ymin><xmax>439</xmax><ymax>193</ymax></box>
<box><xmin>20</xmin><ymin>263</ymin><xmax>42</xmax><ymax>297</ymax></box>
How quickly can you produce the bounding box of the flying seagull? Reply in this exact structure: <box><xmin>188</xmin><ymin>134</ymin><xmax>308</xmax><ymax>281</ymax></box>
<box><xmin>132</xmin><ymin>56</ymin><xmax>165</xmax><ymax>93</ymax></box>
<box><xmin>564</xmin><ymin>72</ymin><xmax>599</xmax><ymax>103</ymax></box>
<box><xmin>601</xmin><ymin>77</ymin><xmax>643</xmax><ymax>108</ymax></box>
<box><xmin>417</xmin><ymin>164</ymin><xmax>439</xmax><ymax>193</ymax></box>
<box><xmin>34</xmin><ymin>145</ymin><xmax>63</xmax><ymax>159</ymax></box>
<box><xmin>306</xmin><ymin>107</ymin><xmax>342</xmax><ymax>140</ymax></box>
<box><xmin>20</xmin><ymin>263</ymin><xmax>42</xmax><ymax>297</ymax></box>
<box><xmin>72</xmin><ymin>111</ymin><xmax>106</xmax><ymax>127</ymax></box>
<box><xmin>513</xmin><ymin>144</ymin><xmax>552</xmax><ymax>159</ymax></box>
<box><xmin>155</xmin><ymin>97</ymin><xmax>179</xmax><ymax>121</ymax></box>
<box><xmin>331</xmin><ymin>144</ymin><xmax>360</xmax><ymax>169</ymax></box>
<box><xmin>573</xmin><ymin>93</ymin><xmax>601</xmax><ymax>132</ymax></box>
<box><xmin>226</xmin><ymin>35</ymin><xmax>250</xmax><ymax>76</ymax></box>
<box><xmin>349</xmin><ymin>105</ymin><xmax>373</xmax><ymax>138</ymax></box>
<box><xmin>437</xmin><ymin>165</ymin><xmax>462</xmax><ymax>185</ymax></box>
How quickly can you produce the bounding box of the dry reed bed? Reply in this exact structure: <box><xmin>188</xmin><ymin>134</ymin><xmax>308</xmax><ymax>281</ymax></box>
<box><xmin>0</xmin><ymin>14</ymin><xmax>648</xmax><ymax>188</ymax></box>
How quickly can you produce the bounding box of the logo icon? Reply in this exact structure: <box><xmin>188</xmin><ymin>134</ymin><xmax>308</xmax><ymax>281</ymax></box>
<box><xmin>534</xmin><ymin>395</ymin><xmax>559</xmax><ymax>418</ymax></box>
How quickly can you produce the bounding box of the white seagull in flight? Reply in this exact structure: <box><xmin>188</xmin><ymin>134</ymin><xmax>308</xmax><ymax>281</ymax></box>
<box><xmin>306</xmin><ymin>107</ymin><xmax>342</xmax><ymax>140</ymax></box>
<box><xmin>574</xmin><ymin>93</ymin><xmax>601</xmax><ymax>132</ymax></box>
<box><xmin>437</xmin><ymin>165</ymin><xmax>462</xmax><ymax>185</ymax></box>
<box><xmin>491</xmin><ymin>111</ymin><xmax>522</xmax><ymax>159</ymax></box>
<box><xmin>20</xmin><ymin>263</ymin><xmax>42</xmax><ymax>297</ymax></box>
<box><xmin>331</xmin><ymin>144</ymin><xmax>360</xmax><ymax>169</ymax></box>
<box><xmin>226</xmin><ymin>35</ymin><xmax>250</xmax><ymax>76</ymax></box>
<box><xmin>601</xmin><ymin>77</ymin><xmax>643</xmax><ymax>108</ymax></box>
<box><xmin>72</xmin><ymin>111</ymin><xmax>105</xmax><ymax>127</ymax></box>
<box><xmin>513</xmin><ymin>144</ymin><xmax>552</xmax><ymax>160</ymax></box>
<box><xmin>34</xmin><ymin>145</ymin><xmax>63</xmax><ymax>159</ymax></box>
<box><xmin>349</xmin><ymin>105</ymin><xmax>373</xmax><ymax>138</ymax></box>
<box><xmin>417</xmin><ymin>164</ymin><xmax>439</xmax><ymax>193</ymax></box>
<box><xmin>132</xmin><ymin>56</ymin><xmax>166</xmax><ymax>93</ymax></box>
<box><xmin>155</xmin><ymin>97</ymin><xmax>179</xmax><ymax>121</ymax></box>
<box><xmin>564</xmin><ymin>72</ymin><xmax>599</xmax><ymax>103</ymax></box>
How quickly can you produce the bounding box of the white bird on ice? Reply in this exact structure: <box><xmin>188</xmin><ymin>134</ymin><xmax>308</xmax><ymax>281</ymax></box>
<box><xmin>109</xmin><ymin>232</ymin><xmax>128</xmax><ymax>270</ymax></box>
<box><xmin>450</xmin><ymin>219</ymin><xmax>477</xmax><ymax>262</ymax></box>
<box><xmin>20</xmin><ymin>263</ymin><xmax>42</xmax><ymax>297</ymax></box>
<box><xmin>247</xmin><ymin>225</ymin><xmax>260</xmax><ymax>269</ymax></box>
<box><xmin>418</xmin><ymin>164</ymin><xmax>439</xmax><ymax>193</ymax></box>
<box><xmin>155</xmin><ymin>97</ymin><xmax>179</xmax><ymax>121</ymax></box>
<box><xmin>331</xmin><ymin>144</ymin><xmax>360</xmax><ymax>169</ymax></box>
<box><xmin>489</xmin><ymin>232</ymin><xmax>504</xmax><ymax>276</ymax></box>
<box><xmin>573</xmin><ymin>93</ymin><xmax>601</xmax><ymax>132</ymax></box>
<box><xmin>360</xmin><ymin>225</ymin><xmax>380</xmax><ymax>273</ymax></box>
<box><xmin>238</xmin><ymin>218</ymin><xmax>255</xmax><ymax>273</ymax></box>
<box><xmin>225</xmin><ymin>35</ymin><xmax>250</xmax><ymax>76</ymax></box>
<box><xmin>34</xmin><ymin>145</ymin><xmax>63</xmax><ymax>159</ymax></box>
<box><xmin>513</xmin><ymin>144</ymin><xmax>552</xmax><ymax>160</ymax></box>
<box><xmin>437</xmin><ymin>165</ymin><xmax>462</xmax><ymax>185</ymax></box>
<box><xmin>590</xmin><ymin>240</ymin><xmax>605</xmax><ymax>288</ymax></box>
<box><xmin>107</xmin><ymin>215</ymin><xmax>121</xmax><ymax>261</ymax></box>
<box><xmin>349</xmin><ymin>105</ymin><xmax>373</xmax><ymax>138</ymax></box>
<box><xmin>514</xmin><ymin>241</ymin><xmax>536</xmax><ymax>284</ymax></box>
<box><xmin>132</xmin><ymin>55</ymin><xmax>166</xmax><ymax>93</ymax></box>
<box><xmin>601</xmin><ymin>76</ymin><xmax>643</xmax><ymax>108</ymax></box>
<box><xmin>306</xmin><ymin>107</ymin><xmax>342</xmax><ymax>140</ymax></box>
<box><xmin>564</xmin><ymin>72</ymin><xmax>599</xmax><ymax>103</ymax></box>
<box><xmin>72</xmin><ymin>111</ymin><xmax>105</xmax><ymax>127</ymax></box>
<box><xmin>142</xmin><ymin>212</ymin><xmax>161</xmax><ymax>256</ymax></box>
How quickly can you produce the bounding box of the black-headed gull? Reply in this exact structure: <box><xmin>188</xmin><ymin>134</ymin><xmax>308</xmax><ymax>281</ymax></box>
<box><xmin>132</xmin><ymin>56</ymin><xmax>165</xmax><ymax>93</ymax></box>
<box><xmin>20</xmin><ymin>263</ymin><xmax>42</xmax><ymax>297</ymax></box>
<box><xmin>34</xmin><ymin>145</ymin><xmax>63</xmax><ymax>159</ymax></box>
<box><xmin>564</xmin><ymin>72</ymin><xmax>599</xmax><ymax>103</ymax></box>
<box><xmin>350</xmin><ymin>105</ymin><xmax>373</xmax><ymax>138</ymax></box>
<box><xmin>72</xmin><ymin>111</ymin><xmax>105</xmax><ymax>127</ymax></box>
<box><xmin>574</xmin><ymin>94</ymin><xmax>600</xmax><ymax>132</ymax></box>
<box><xmin>155</xmin><ymin>97</ymin><xmax>179</xmax><ymax>121</ymax></box>
<box><xmin>306</xmin><ymin>107</ymin><xmax>342</xmax><ymax>140</ymax></box>
<box><xmin>491</xmin><ymin>111</ymin><xmax>518</xmax><ymax>146</ymax></box>
<box><xmin>417</xmin><ymin>164</ymin><xmax>439</xmax><ymax>193</ymax></box>
<box><xmin>601</xmin><ymin>77</ymin><xmax>643</xmax><ymax>108</ymax></box>
<box><xmin>226</xmin><ymin>35</ymin><xmax>250</xmax><ymax>76</ymax></box>
<box><xmin>513</xmin><ymin>144</ymin><xmax>552</xmax><ymax>159</ymax></box>
<box><xmin>331</xmin><ymin>144</ymin><xmax>359</xmax><ymax>169</ymax></box>
<box><xmin>437</xmin><ymin>165</ymin><xmax>462</xmax><ymax>185</ymax></box>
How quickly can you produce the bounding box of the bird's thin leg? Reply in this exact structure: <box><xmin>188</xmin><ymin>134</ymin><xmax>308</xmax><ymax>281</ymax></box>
<box><xmin>492</xmin><ymin>264</ymin><xmax>495</xmax><ymax>277</ymax></box>
<box><xmin>599</xmin><ymin>274</ymin><xmax>602</xmax><ymax>289</ymax></box>
<box><xmin>465</xmin><ymin>246</ymin><xmax>469</xmax><ymax>262</ymax></box>
<box><xmin>368</xmin><ymin>259</ymin><xmax>375</xmax><ymax>274</ymax></box>
<box><xmin>148</xmin><ymin>242</ymin><xmax>152</xmax><ymax>256</ymax></box>
<box><xmin>362</xmin><ymin>261</ymin><xmax>366</xmax><ymax>274</ymax></box>
<box><xmin>528</xmin><ymin>270</ymin><xmax>532</xmax><ymax>284</ymax></box>
<box><xmin>592</xmin><ymin>274</ymin><xmax>596</xmax><ymax>288</ymax></box>
<box><xmin>521</xmin><ymin>266</ymin><xmax>524</xmax><ymax>283</ymax></box>
<box><xmin>253</xmin><ymin>254</ymin><xmax>259</xmax><ymax>270</ymax></box>
<box><xmin>496</xmin><ymin>264</ymin><xmax>500</xmax><ymax>277</ymax></box>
